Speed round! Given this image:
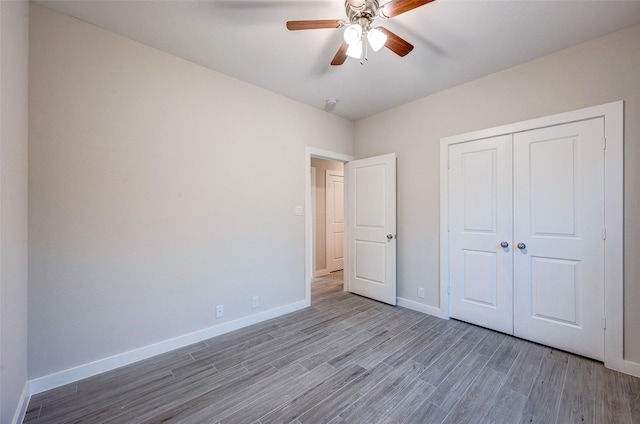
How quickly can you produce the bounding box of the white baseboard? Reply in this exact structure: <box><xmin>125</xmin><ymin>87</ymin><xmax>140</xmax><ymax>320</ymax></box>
<box><xmin>29</xmin><ymin>300</ymin><xmax>307</xmax><ymax>395</ymax></box>
<box><xmin>11</xmin><ymin>381</ymin><xmax>30</xmax><ymax>424</ymax></box>
<box><xmin>608</xmin><ymin>358</ymin><xmax>640</xmax><ymax>378</ymax></box>
<box><xmin>314</xmin><ymin>269</ymin><xmax>330</xmax><ymax>278</ymax></box>
<box><xmin>397</xmin><ymin>297</ymin><xmax>448</xmax><ymax>320</ymax></box>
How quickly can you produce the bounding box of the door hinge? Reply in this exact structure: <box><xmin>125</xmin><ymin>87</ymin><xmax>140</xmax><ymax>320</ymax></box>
<box><xmin>602</xmin><ymin>317</ymin><xmax>606</xmax><ymax>330</ymax></box>
<box><xmin>447</xmin><ymin>284</ymin><xmax>450</xmax><ymax>295</ymax></box>
<box><xmin>447</xmin><ymin>223</ymin><xmax>450</xmax><ymax>232</ymax></box>
<box><xmin>447</xmin><ymin>159</ymin><xmax>450</xmax><ymax>169</ymax></box>
<box><xmin>602</xmin><ymin>228</ymin><xmax>607</xmax><ymax>240</ymax></box>
<box><xmin>603</xmin><ymin>137</ymin><xmax>607</xmax><ymax>150</ymax></box>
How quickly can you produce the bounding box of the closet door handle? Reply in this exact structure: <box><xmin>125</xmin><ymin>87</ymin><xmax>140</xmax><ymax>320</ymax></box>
<box><xmin>500</xmin><ymin>241</ymin><xmax>509</xmax><ymax>248</ymax></box>
<box><xmin>517</xmin><ymin>242</ymin><xmax>526</xmax><ymax>250</ymax></box>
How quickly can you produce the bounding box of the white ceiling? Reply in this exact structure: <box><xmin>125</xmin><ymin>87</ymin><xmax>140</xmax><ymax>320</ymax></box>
<box><xmin>36</xmin><ymin>0</ymin><xmax>640</xmax><ymax>121</ymax></box>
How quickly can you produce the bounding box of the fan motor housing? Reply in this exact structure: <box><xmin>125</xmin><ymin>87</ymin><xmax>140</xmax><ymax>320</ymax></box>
<box><xmin>345</xmin><ymin>0</ymin><xmax>380</xmax><ymax>23</ymax></box>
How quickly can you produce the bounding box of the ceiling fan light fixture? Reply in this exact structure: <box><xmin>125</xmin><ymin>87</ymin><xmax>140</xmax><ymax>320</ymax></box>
<box><xmin>346</xmin><ymin>41</ymin><xmax>363</xmax><ymax>59</ymax></box>
<box><xmin>367</xmin><ymin>27</ymin><xmax>387</xmax><ymax>52</ymax></box>
<box><xmin>287</xmin><ymin>0</ymin><xmax>430</xmax><ymax>66</ymax></box>
<box><xmin>343</xmin><ymin>24</ymin><xmax>363</xmax><ymax>46</ymax></box>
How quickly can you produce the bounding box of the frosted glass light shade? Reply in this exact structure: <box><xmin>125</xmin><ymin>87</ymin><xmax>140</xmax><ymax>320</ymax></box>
<box><xmin>347</xmin><ymin>0</ymin><xmax>366</xmax><ymax>7</ymax></box>
<box><xmin>346</xmin><ymin>41</ymin><xmax>363</xmax><ymax>59</ymax></box>
<box><xmin>344</xmin><ymin>24</ymin><xmax>363</xmax><ymax>46</ymax></box>
<box><xmin>367</xmin><ymin>28</ymin><xmax>387</xmax><ymax>52</ymax></box>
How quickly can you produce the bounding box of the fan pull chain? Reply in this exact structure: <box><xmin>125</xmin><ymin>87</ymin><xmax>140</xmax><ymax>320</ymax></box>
<box><xmin>361</xmin><ymin>33</ymin><xmax>368</xmax><ymax>65</ymax></box>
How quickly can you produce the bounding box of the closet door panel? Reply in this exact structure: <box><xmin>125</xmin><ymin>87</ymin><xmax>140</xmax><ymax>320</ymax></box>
<box><xmin>449</xmin><ymin>135</ymin><xmax>513</xmax><ymax>334</ymax></box>
<box><xmin>513</xmin><ymin>118</ymin><xmax>605</xmax><ymax>361</ymax></box>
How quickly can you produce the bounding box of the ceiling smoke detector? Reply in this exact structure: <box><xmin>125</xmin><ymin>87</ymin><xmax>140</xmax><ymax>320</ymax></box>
<box><xmin>325</xmin><ymin>99</ymin><xmax>338</xmax><ymax>112</ymax></box>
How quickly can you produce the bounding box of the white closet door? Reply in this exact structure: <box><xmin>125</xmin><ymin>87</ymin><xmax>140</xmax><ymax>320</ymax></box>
<box><xmin>449</xmin><ymin>135</ymin><xmax>514</xmax><ymax>334</ymax></box>
<box><xmin>513</xmin><ymin>118</ymin><xmax>605</xmax><ymax>361</ymax></box>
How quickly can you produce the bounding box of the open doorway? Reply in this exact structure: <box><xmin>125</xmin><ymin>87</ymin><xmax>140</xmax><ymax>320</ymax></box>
<box><xmin>311</xmin><ymin>158</ymin><xmax>345</xmax><ymax>302</ymax></box>
<box><xmin>311</xmin><ymin>158</ymin><xmax>344</xmax><ymax>276</ymax></box>
<box><xmin>311</xmin><ymin>158</ymin><xmax>345</xmax><ymax>301</ymax></box>
<box><xmin>305</xmin><ymin>148</ymin><xmax>398</xmax><ymax>307</ymax></box>
<box><xmin>305</xmin><ymin>148</ymin><xmax>353</xmax><ymax>306</ymax></box>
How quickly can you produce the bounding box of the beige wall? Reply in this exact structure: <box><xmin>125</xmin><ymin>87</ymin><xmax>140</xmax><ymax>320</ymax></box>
<box><xmin>311</xmin><ymin>158</ymin><xmax>344</xmax><ymax>274</ymax></box>
<box><xmin>354</xmin><ymin>24</ymin><xmax>640</xmax><ymax>363</ymax></box>
<box><xmin>1</xmin><ymin>0</ymin><xmax>29</xmax><ymax>422</ymax></box>
<box><xmin>28</xmin><ymin>5</ymin><xmax>354</xmax><ymax>379</ymax></box>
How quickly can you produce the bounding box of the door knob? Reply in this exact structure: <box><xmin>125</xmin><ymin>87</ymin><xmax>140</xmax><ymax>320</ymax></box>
<box><xmin>387</xmin><ymin>234</ymin><xmax>394</xmax><ymax>240</ymax></box>
<box><xmin>500</xmin><ymin>241</ymin><xmax>509</xmax><ymax>248</ymax></box>
<box><xmin>517</xmin><ymin>242</ymin><xmax>526</xmax><ymax>249</ymax></box>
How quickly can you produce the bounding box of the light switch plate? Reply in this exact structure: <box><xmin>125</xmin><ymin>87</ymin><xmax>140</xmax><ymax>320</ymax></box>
<box><xmin>294</xmin><ymin>206</ymin><xmax>304</xmax><ymax>216</ymax></box>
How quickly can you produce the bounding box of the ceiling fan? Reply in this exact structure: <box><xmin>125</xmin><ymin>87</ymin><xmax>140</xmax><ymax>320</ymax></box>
<box><xmin>286</xmin><ymin>0</ymin><xmax>435</xmax><ymax>65</ymax></box>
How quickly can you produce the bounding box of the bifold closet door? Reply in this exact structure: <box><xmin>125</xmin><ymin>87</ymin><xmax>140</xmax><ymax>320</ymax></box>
<box><xmin>513</xmin><ymin>118</ymin><xmax>605</xmax><ymax>361</ymax></box>
<box><xmin>449</xmin><ymin>135</ymin><xmax>514</xmax><ymax>334</ymax></box>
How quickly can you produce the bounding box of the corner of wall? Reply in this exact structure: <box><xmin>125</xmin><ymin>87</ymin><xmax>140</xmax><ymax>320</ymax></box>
<box><xmin>1</xmin><ymin>0</ymin><xmax>30</xmax><ymax>423</ymax></box>
<box><xmin>10</xmin><ymin>382</ymin><xmax>31</xmax><ymax>424</ymax></box>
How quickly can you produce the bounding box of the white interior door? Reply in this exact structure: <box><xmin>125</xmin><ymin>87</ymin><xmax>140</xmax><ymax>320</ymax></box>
<box><xmin>513</xmin><ymin>118</ymin><xmax>605</xmax><ymax>361</ymax></box>
<box><xmin>326</xmin><ymin>170</ymin><xmax>344</xmax><ymax>272</ymax></box>
<box><xmin>449</xmin><ymin>135</ymin><xmax>514</xmax><ymax>334</ymax></box>
<box><xmin>346</xmin><ymin>153</ymin><xmax>397</xmax><ymax>305</ymax></box>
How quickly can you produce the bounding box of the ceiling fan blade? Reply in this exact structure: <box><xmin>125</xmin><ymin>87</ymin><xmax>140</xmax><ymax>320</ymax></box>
<box><xmin>286</xmin><ymin>20</ymin><xmax>342</xmax><ymax>31</ymax></box>
<box><xmin>331</xmin><ymin>42</ymin><xmax>349</xmax><ymax>66</ymax></box>
<box><xmin>380</xmin><ymin>0</ymin><xmax>435</xmax><ymax>18</ymax></box>
<box><xmin>378</xmin><ymin>27</ymin><xmax>414</xmax><ymax>57</ymax></box>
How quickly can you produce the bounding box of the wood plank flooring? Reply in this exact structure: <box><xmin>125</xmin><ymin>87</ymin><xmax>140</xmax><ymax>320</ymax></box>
<box><xmin>24</xmin><ymin>271</ymin><xmax>640</xmax><ymax>423</ymax></box>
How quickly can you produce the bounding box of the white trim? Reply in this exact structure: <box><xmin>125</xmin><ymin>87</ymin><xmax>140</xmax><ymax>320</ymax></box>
<box><xmin>439</xmin><ymin>145</ymin><xmax>450</xmax><ymax>320</ymax></box>
<box><xmin>441</xmin><ymin>102</ymin><xmax>620</xmax><ymax>144</ymax></box>
<box><xmin>11</xmin><ymin>381</ymin><xmax>30</xmax><ymax>424</ymax></box>
<box><xmin>305</xmin><ymin>147</ymin><xmax>354</xmax><ymax>306</ymax></box>
<box><xmin>311</xmin><ymin>166</ymin><xmax>317</xmax><ymax>277</ymax></box>
<box><xmin>439</xmin><ymin>101</ymin><xmax>638</xmax><ymax>376</ymax></box>
<box><xmin>29</xmin><ymin>300</ymin><xmax>307</xmax><ymax>394</ymax></box>
<box><xmin>397</xmin><ymin>297</ymin><xmax>449</xmax><ymax>319</ymax></box>
<box><xmin>600</xmin><ymin>102</ymin><xmax>634</xmax><ymax>376</ymax></box>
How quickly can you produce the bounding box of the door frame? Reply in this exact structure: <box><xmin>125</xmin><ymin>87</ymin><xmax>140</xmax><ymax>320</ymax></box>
<box><xmin>305</xmin><ymin>147</ymin><xmax>354</xmax><ymax>307</ymax></box>
<box><xmin>440</xmin><ymin>101</ymin><xmax>632</xmax><ymax>375</ymax></box>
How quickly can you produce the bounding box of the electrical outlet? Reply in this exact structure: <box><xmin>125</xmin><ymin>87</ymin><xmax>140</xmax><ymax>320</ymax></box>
<box><xmin>252</xmin><ymin>296</ymin><xmax>259</xmax><ymax>309</ymax></box>
<box><xmin>215</xmin><ymin>304</ymin><xmax>224</xmax><ymax>318</ymax></box>
<box><xmin>417</xmin><ymin>287</ymin><xmax>425</xmax><ymax>299</ymax></box>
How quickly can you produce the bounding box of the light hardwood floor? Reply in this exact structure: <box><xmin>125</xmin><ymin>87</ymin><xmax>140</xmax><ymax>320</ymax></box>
<box><xmin>24</xmin><ymin>271</ymin><xmax>640</xmax><ymax>423</ymax></box>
